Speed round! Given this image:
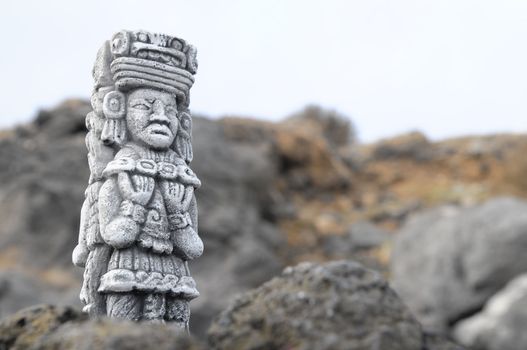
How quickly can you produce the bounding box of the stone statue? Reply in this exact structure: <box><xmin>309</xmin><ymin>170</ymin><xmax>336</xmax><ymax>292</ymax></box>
<box><xmin>72</xmin><ymin>30</ymin><xmax>203</xmax><ymax>330</ymax></box>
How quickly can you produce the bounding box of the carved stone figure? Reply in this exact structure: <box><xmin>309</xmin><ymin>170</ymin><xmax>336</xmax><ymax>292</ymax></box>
<box><xmin>72</xmin><ymin>30</ymin><xmax>202</xmax><ymax>330</ymax></box>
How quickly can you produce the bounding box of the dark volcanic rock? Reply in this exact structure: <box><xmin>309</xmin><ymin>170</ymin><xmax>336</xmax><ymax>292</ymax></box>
<box><xmin>0</xmin><ymin>304</ymin><xmax>204</xmax><ymax>350</ymax></box>
<box><xmin>38</xmin><ymin>319</ymin><xmax>204</xmax><ymax>350</ymax></box>
<box><xmin>391</xmin><ymin>197</ymin><xmax>527</xmax><ymax>332</ymax></box>
<box><xmin>33</xmin><ymin>100</ymin><xmax>90</xmax><ymax>139</ymax></box>
<box><xmin>208</xmin><ymin>260</ymin><xmax>426</xmax><ymax>350</ymax></box>
<box><xmin>0</xmin><ymin>100</ymin><xmax>89</xmax><ymax>267</ymax></box>
<box><xmin>423</xmin><ymin>333</ymin><xmax>465</xmax><ymax>350</ymax></box>
<box><xmin>0</xmin><ymin>272</ymin><xmax>462</xmax><ymax>350</ymax></box>
<box><xmin>189</xmin><ymin>117</ymin><xmax>286</xmax><ymax>335</ymax></box>
<box><xmin>0</xmin><ymin>304</ymin><xmax>85</xmax><ymax>350</ymax></box>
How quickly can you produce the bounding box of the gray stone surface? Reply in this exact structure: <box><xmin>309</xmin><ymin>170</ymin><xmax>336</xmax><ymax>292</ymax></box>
<box><xmin>73</xmin><ymin>30</ymin><xmax>202</xmax><ymax>327</ymax></box>
<box><xmin>423</xmin><ymin>333</ymin><xmax>466</xmax><ymax>350</ymax></box>
<box><xmin>348</xmin><ymin>220</ymin><xmax>391</xmax><ymax>249</ymax></box>
<box><xmin>453</xmin><ymin>273</ymin><xmax>527</xmax><ymax>350</ymax></box>
<box><xmin>0</xmin><ymin>304</ymin><xmax>85</xmax><ymax>350</ymax></box>
<box><xmin>189</xmin><ymin>117</ymin><xmax>285</xmax><ymax>335</ymax></box>
<box><xmin>323</xmin><ymin>220</ymin><xmax>391</xmax><ymax>256</ymax></box>
<box><xmin>0</xmin><ymin>272</ymin><xmax>75</xmax><ymax>317</ymax></box>
<box><xmin>0</xmin><ymin>100</ymin><xmax>89</xmax><ymax>268</ymax></box>
<box><xmin>391</xmin><ymin>197</ymin><xmax>527</xmax><ymax>332</ymax></box>
<box><xmin>208</xmin><ymin>260</ymin><xmax>427</xmax><ymax>350</ymax></box>
<box><xmin>0</xmin><ymin>304</ymin><xmax>205</xmax><ymax>350</ymax></box>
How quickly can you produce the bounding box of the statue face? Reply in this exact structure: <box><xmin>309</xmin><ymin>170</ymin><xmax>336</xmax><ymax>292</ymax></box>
<box><xmin>126</xmin><ymin>88</ymin><xmax>178</xmax><ymax>149</ymax></box>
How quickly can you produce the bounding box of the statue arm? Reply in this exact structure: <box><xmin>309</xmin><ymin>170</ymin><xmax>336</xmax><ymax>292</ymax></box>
<box><xmin>98</xmin><ymin>177</ymin><xmax>121</xmax><ymax>234</ymax></box>
<box><xmin>188</xmin><ymin>193</ymin><xmax>198</xmax><ymax>233</ymax></box>
<box><xmin>99</xmin><ymin>176</ymin><xmax>140</xmax><ymax>249</ymax></box>
<box><xmin>72</xmin><ymin>196</ymin><xmax>90</xmax><ymax>267</ymax></box>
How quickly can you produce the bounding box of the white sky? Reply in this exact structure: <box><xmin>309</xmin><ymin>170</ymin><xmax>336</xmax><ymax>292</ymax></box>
<box><xmin>2</xmin><ymin>0</ymin><xmax>527</xmax><ymax>142</ymax></box>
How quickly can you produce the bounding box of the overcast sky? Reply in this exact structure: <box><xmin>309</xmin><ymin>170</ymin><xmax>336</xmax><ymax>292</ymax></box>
<box><xmin>2</xmin><ymin>0</ymin><xmax>527</xmax><ymax>142</ymax></box>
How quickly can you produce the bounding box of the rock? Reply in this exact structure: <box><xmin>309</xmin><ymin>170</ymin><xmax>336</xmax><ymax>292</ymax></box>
<box><xmin>0</xmin><ymin>304</ymin><xmax>84</xmax><ymax>350</ymax></box>
<box><xmin>0</xmin><ymin>100</ymin><xmax>89</xmax><ymax>267</ymax></box>
<box><xmin>189</xmin><ymin>117</ymin><xmax>286</xmax><ymax>336</ymax></box>
<box><xmin>371</xmin><ymin>131</ymin><xmax>433</xmax><ymax>161</ymax></box>
<box><xmin>0</xmin><ymin>272</ymin><xmax>78</xmax><ymax>317</ymax></box>
<box><xmin>391</xmin><ymin>197</ymin><xmax>527</xmax><ymax>332</ymax></box>
<box><xmin>349</xmin><ymin>220</ymin><xmax>391</xmax><ymax>250</ymax></box>
<box><xmin>208</xmin><ymin>260</ymin><xmax>426</xmax><ymax>350</ymax></box>
<box><xmin>283</xmin><ymin>105</ymin><xmax>356</xmax><ymax>148</ymax></box>
<box><xmin>423</xmin><ymin>333</ymin><xmax>466</xmax><ymax>350</ymax></box>
<box><xmin>33</xmin><ymin>99</ymin><xmax>90</xmax><ymax>139</ymax></box>
<box><xmin>323</xmin><ymin>221</ymin><xmax>390</xmax><ymax>257</ymax></box>
<box><xmin>38</xmin><ymin>319</ymin><xmax>204</xmax><ymax>350</ymax></box>
<box><xmin>0</xmin><ymin>304</ymin><xmax>204</xmax><ymax>350</ymax></box>
<box><xmin>453</xmin><ymin>273</ymin><xmax>527</xmax><ymax>350</ymax></box>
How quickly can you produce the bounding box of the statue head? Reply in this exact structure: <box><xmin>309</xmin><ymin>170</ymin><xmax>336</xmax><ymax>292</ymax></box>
<box><xmin>90</xmin><ymin>30</ymin><xmax>198</xmax><ymax>161</ymax></box>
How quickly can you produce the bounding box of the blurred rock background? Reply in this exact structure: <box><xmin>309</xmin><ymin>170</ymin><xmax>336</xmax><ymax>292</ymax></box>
<box><xmin>2</xmin><ymin>100</ymin><xmax>527</xmax><ymax>349</ymax></box>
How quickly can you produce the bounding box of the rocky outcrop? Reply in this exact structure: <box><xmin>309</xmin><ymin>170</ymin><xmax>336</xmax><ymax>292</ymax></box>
<box><xmin>4</xmin><ymin>99</ymin><xmax>527</xmax><ymax>349</ymax></box>
<box><xmin>283</xmin><ymin>105</ymin><xmax>356</xmax><ymax>149</ymax></box>
<box><xmin>0</xmin><ymin>272</ymin><xmax>78</xmax><ymax>317</ymax></box>
<box><xmin>0</xmin><ymin>305</ymin><xmax>85</xmax><ymax>350</ymax></box>
<box><xmin>0</xmin><ymin>101</ymin><xmax>89</xmax><ymax>268</ymax></box>
<box><xmin>0</xmin><ymin>101</ymin><xmax>359</xmax><ymax>336</ymax></box>
<box><xmin>208</xmin><ymin>260</ymin><xmax>460</xmax><ymax>350</ymax></box>
<box><xmin>453</xmin><ymin>273</ymin><xmax>527</xmax><ymax>350</ymax></box>
<box><xmin>391</xmin><ymin>197</ymin><xmax>527</xmax><ymax>332</ymax></box>
<box><xmin>0</xmin><ymin>261</ymin><xmax>463</xmax><ymax>350</ymax></box>
<box><xmin>189</xmin><ymin>117</ymin><xmax>286</xmax><ymax>335</ymax></box>
<box><xmin>0</xmin><ymin>304</ymin><xmax>204</xmax><ymax>350</ymax></box>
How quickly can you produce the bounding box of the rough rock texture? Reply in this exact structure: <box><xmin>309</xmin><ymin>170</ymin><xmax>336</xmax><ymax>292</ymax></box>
<box><xmin>0</xmin><ymin>304</ymin><xmax>204</xmax><ymax>350</ymax></box>
<box><xmin>189</xmin><ymin>117</ymin><xmax>286</xmax><ymax>334</ymax></box>
<box><xmin>0</xmin><ymin>100</ymin><xmax>90</xmax><ymax>267</ymax></box>
<box><xmin>0</xmin><ymin>304</ymin><xmax>85</xmax><ymax>350</ymax></box>
<box><xmin>283</xmin><ymin>105</ymin><xmax>356</xmax><ymax>148</ymax></box>
<box><xmin>0</xmin><ymin>262</ymin><xmax>463</xmax><ymax>350</ymax></box>
<box><xmin>209</xmin><ymin>261</ymin><xmax>427</xmax><ymax>350</ymax></box>
<box><xmin>453</xmin><ymin>273</ymin><xmax>527</xmax><ymax>350</ymax></box>
<box><xmin>391</xmin><ymin>197</ymin><xmax>527</xmax><ymax>332</ymax></box>
<box><xmin>423</xmin><ymin>333</ymin><xmax>465</xmax><ymax>350</ymax></box>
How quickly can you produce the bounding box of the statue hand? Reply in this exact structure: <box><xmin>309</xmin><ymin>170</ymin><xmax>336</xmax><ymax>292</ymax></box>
<box><xmin>118</xmin><ymin>172</ymin><xmax>154</xmax><ymax>206</ymax></box>
<box><xmin>160</xmin><ymin>180</ymin><xmax>188</xmax><ymax>214</ymax></box>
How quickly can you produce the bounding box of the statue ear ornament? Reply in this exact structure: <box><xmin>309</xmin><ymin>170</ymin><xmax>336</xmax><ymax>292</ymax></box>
<box><xmin>101</xmin><ymin>90</ymin><xmax>127</xmax><ymax>146</ymax></box>
<box><xmin>175</xmin><ymin>111</ymin><xmax>193</xmax><ymax>163</ymax></box>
